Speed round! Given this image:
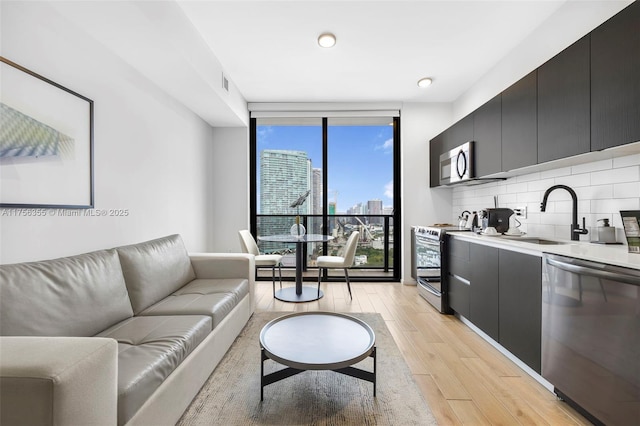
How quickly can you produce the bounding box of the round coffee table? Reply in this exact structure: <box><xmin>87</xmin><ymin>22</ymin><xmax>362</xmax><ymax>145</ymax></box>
<box><xmin>259</xmin><ymin>312</ymin><xmax>376</xmax><ymax>400</ymax></box>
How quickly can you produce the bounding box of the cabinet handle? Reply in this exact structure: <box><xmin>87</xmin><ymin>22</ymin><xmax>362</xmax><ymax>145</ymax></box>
<box><xmin>451</xmin><ymin>274</ymin><xmax>471</xmax><ymax>286</ymax></box>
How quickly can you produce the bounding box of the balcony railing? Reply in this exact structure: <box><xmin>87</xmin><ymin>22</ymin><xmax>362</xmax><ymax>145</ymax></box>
<box><xmin>255</xmin><ymin>214</ymin><xmax>395</xmax><ymax>281</ymax></box>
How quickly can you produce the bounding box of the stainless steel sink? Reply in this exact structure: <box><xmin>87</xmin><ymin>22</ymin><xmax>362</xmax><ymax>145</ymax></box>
<box><xmin>501</xmin><ymin>237</ymin><xmax>568</xmax><ymax>245</ymax></box>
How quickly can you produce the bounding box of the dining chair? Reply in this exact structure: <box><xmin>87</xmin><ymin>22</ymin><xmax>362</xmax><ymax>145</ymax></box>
<box><xmin>316</xmin><ymin>231</ymin><xmax>360</xmax><ymax>300</ymax></box>
<box><xmin>238</xmin><ymin>230</ymin><xmax>282</xmax><ymax>297</ymax></box>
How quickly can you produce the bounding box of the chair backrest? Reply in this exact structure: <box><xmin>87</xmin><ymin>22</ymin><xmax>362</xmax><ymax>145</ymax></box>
<box><xmin>342</xmin><ymin>231</ymin><xmax>360</xmax><ymax>267</ymax></box>
<box><xmin>238</xmin><ymin>230</ymin><xmax>260</xmax><ymax>256</ymax></box>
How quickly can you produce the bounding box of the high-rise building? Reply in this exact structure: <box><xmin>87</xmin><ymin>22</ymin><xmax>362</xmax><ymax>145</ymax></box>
<box><xmin>347</xmin><ymin>202</ymin><xmax>365</xmax><ymax>225</ymax></box>
<box><xmin>368</xmin><ymin>199</ymin><xmax>383</xmax><ymax>225</ymax></box>
<box><xmin>311</xmin><ymin>168</ymin><xmax>323</xmax><ymax>234</ymax></box>
<box><xmin>260</xmin><ymin>150</ymin><xmax>312</xmax><ymax>250</ymax></box>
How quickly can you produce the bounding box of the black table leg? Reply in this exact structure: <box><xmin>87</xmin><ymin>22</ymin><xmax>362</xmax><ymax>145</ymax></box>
<box><xmin>295</xmin><ymin>241</ymin><xmax>303</xmax><ymax>295</ymax></box>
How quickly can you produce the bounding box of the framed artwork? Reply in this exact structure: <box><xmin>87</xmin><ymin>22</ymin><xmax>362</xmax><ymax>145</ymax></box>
<box><xmin>620</xmin><ymin>210</ymin><xmax>640</xmax><ymax>253</ymax></box>
<box><xmin>0</xmin><ymin>56</ymin><xmax>94</xmax><ymax>208</ymax></box>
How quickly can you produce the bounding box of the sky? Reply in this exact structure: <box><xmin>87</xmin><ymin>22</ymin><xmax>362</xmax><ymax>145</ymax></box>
<box><xmin>257</xmin><ymin>123</ymin><xmax>394</xmax><ymax>213</ymax></box>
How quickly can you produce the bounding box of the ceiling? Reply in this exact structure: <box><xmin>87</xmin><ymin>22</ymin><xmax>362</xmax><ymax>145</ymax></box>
<box><xmin>178</xmin><ymin>0</ymin><xmax>568</xmax><ymax>104</ymax></box>
<box><xmin>43</xmin><ymin>1</ymin><xmax>631</xmax><ymax>126</ymax></box>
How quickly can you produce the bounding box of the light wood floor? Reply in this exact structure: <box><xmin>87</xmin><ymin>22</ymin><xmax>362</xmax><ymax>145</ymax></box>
<box><xmin>255</xmin><ymin>280</ymin><xmax>591</xmax><ymax>425</ymax></box>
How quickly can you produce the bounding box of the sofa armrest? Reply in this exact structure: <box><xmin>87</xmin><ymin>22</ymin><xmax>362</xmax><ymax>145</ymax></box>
<box><xmin>0</xmin><ymin>337</ymin><xmax>118</xmax><ymax>426</ymax></box>
<box><xmin>189</xmin><ymin>253</ymin><xmax>256</xmax><ymax>310</ymax></box>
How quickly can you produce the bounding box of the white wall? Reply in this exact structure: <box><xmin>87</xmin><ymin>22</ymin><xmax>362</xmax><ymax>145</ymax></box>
<box><xmin>401</xmin><ymin>103</ymin><xmax>453</xmax><ymax>283</ymax></box>
<box><xmin>0</xmin><ymin>2</ymin><xmax>218</xmax><ymax>263</ymax></box>
<box><xmin>208</xmin><ymin>127</ymin><xmax>250</xmax><ymax>253</ymax></box>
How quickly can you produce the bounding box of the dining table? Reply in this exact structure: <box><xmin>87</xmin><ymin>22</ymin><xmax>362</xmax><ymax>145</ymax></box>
<box><xmin>258</xmin><ymin>233</ymin><xmax>334</xmax><ymax>302</ymax></box>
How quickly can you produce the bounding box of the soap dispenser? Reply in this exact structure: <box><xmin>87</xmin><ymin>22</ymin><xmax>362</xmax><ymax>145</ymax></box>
<box><xmin>596</xmin><ymin>218</ymin><xmax>616</xmax><ymax>243</ymax></box>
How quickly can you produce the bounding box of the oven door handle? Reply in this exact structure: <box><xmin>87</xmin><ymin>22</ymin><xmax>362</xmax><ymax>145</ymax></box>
<box><xmin>420</xmin><ymin>282</ymin><xmax>441</xmax><ymax>297</ymax></box>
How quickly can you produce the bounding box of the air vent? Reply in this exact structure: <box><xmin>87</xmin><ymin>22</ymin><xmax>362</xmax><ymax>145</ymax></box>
<box><xmin>222</xmin><ymin>74</ymin><xmax>229</xmax><ymax>92</ymax></box>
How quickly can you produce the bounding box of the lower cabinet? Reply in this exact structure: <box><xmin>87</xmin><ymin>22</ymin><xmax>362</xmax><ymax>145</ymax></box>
<box><xmin>448</xmin><ymin>274</ymin><xmax>470</xmax><ymax>318</ymax></box>
<box><xmin>445</xmin><ymin>237</ymin><xmax>542</xmax><ymax>373</ymax></box>
<box><xmin>469</xmin><ymin>244</ymin><xmax>499</xmax><ymax>341</ymax></box>
<box><xmin>499</xmin><ymin>250</ymin><xmax>542</xmax><ymax>373</ymax></box>
<box><xmin>447</xmin><ymin>238</ymin><xmax>471</xmax><ymax>317</ymax></box>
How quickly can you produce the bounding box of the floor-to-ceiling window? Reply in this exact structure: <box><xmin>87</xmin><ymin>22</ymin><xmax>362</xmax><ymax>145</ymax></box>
<box><xmin>250</xmin><ymin>113</ymin><xmax>400</xmax><ymax>282</ymax></box>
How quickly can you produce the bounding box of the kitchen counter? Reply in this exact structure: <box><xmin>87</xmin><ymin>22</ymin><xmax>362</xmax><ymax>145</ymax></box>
<box><xmin>447</xmin><ymin>231</ymin><xmax>640</xmax><ymax>270</ymax></box>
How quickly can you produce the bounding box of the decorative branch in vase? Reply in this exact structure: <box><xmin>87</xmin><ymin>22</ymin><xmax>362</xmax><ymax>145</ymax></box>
<box><xmin>290</xmin><ymin>190</ymin><xmax>310</xmax><ymax>237</ymax></box>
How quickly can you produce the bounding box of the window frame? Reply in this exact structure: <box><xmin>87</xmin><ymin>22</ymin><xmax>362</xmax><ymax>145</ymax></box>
<box><xmin>249</xmin><ymin>115</ymin><xmax>401</xmax><ymax>282</ymax></box>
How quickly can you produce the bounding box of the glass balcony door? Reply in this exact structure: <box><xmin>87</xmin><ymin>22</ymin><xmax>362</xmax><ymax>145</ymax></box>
<box><xmin>251</xmin><ymin>115</ymin><xmax>400</xmax><ymax>282</ymax></box>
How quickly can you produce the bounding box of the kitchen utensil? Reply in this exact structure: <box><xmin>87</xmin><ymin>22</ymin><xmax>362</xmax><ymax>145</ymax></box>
<box><xmin>466</xmin><ymin>211</ymin><xmax>477</xmax><ymax>230</ymax></box>
<box><xmin>458</xmin><ymin>210</ymin><xmax>470</xmax><ymax>229</ymax></box>
<box><xmin>486</xmin><ymin>208</ymin><xmax>514</xmax><ymax>233</ymax></box>
<box><xmin>504</xmin><ymin>230</ymin><xmax>525</xmax><ymax>236</ymax></box>
<box><xmin>505</xmin><ymin>214</ymin><xmax>522</xmax><ymax>235</ymax></box>
<box><xmin>482</xmin><ymin>227</ymin><xmax>498</xmax><ymax>235</ymax></box>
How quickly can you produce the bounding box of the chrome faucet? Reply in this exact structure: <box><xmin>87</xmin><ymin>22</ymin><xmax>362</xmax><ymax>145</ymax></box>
<box><xmin>540</xmin><ymin>184</ymin><xmax>588</xmax><ymax>241</ymax></box>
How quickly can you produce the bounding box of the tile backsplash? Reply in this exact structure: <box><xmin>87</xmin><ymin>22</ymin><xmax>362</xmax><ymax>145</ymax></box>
<box><xmin>452</xmin><ymin>153</ymin><xmax>640</xmax><ymax>243</ymax></box>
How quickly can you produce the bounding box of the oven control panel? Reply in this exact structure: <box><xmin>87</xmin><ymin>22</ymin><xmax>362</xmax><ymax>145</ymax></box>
<box><xmin>413</xmin><ymin>226</ymin><xmax>443</xmax><ymax>240</ymax></box>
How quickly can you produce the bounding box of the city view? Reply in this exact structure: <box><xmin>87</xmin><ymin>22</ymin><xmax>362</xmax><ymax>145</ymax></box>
<box><xmin>255</xmin><ymin>120</ymin><xmax>396</xmax><ymax>274</ymax></box>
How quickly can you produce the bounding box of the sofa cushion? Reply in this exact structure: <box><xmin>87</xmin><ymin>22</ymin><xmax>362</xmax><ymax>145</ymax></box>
<box><xmin>96</xmin><ymin>315</ymin><xmax>211</xmax><ymax>426</ymax></box>
<box><xmin>139</xmin><ymin>278</ymin><xmax>249</xmax><ymax>328</ymax></box>
<box><xmin>116</xmin><ymin>234</ymin><xmax>196</xmax><ymax>315</ymax></box>
<box><xmin>0</xmin><ymin>249</ymin><xmax>133</xmax><ymax>336</ymax></box>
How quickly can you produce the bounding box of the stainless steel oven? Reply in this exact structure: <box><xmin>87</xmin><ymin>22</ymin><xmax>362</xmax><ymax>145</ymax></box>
<box><xmin>411</xmin><ymin>226</ymin><xmax>456</xmax><ymax>313</ymax></box>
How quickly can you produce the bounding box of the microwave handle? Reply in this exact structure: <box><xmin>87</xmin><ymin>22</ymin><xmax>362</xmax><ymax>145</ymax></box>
<box><xmin>456</xmin><ymin>149</ymin><xmax>467</xmax><ymax>179</ymax></box>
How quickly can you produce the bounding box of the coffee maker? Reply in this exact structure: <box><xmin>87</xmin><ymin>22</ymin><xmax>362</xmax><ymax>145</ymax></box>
<box><xmin>485</xmin><ymin>208</ymin><xmax>514</xmax><ymax>234</ymax></box>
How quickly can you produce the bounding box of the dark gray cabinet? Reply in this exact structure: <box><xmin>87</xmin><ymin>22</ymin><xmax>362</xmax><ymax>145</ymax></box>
<box><xmin>445</xmin><ymin>237</ymin><xmax>542</xmax><ymax>373</ymax></box>
<box><xmin>447</xmin><ymin>238</ymin><xmax>499</xmax><ymax>341</ymax></box>
<box><xmin>498</xmin><ymin>250</ymin><xmax>542</xmax><ymax>373</ymax></box>
<box><xmin>446</xmin><ymin>238</ymin><xmax>470</xmax><ymax>316</ymax></box>
<box><xmin>591</xmin><ymin>1</ymin><xmax>640</xmax><ymax>151</ymax></box>
<box><xmin>469</xmin><ymin>244</ymin><xmax>499</xmax><ymax>341</ymax></box>
<box><xmin>473</xmin><ymin>94</ymin><xmax>502</xmax><ymax>177</ymax></box>
<box><xmin>445</xmin><ymin>114</ymin><xmax>474</xmax><ymax>150</ymax></box>
<box><xmin>502</xmin><ymin>71</ymin><xmax>537</xmax><ymax>171</ymax></box>
<box><xmin>448</xmin><ymin>274</ymin><xmax>470</xmax><ymax>318</ymax></box>
<box><xmin>429</xmin><ymin>3</ymin><xmax>640</xmax><ymax>187</ymax></box>
<box><xmin>429</xmin><ymin>133</ymin><xmax>444</xmax><ymax>188</ymax></box>
<box><xmin>537</xmin><ymin>35</ymin><xmax>591</xmax><ymax>163</ymax></box>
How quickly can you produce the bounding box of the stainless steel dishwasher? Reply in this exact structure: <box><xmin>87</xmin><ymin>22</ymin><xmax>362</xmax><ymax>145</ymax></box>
<box><xmin>542</xmin><ymin>253</ymin><xmax>640</xmax><ymax>426</ymax></box>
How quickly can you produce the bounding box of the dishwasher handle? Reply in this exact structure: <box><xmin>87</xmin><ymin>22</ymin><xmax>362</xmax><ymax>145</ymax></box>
<box><xmin>546</xmin><ymin>256</ymin><xmax>640</xmax><ymax>286</ymax></box>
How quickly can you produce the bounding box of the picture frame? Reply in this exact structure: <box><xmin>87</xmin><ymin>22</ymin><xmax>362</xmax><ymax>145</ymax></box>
<box><xmin>0</xmin><ymin>56</ymin><xmax>94</xmax><ymax>208</ymax></box>
<box><xmin>620</xmin><ymin>210</ymin><xmax>640</xmax><ymax>253</ymax></box>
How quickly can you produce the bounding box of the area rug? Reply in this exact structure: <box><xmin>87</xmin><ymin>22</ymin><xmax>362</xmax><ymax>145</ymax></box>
<box><xmin>177</xmin><ymin>312</ymin><xmax>437</xmax><ymax>425</ymax></box>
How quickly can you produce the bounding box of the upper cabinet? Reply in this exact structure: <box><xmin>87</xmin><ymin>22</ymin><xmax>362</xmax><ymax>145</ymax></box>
<box><xmin>428</xmin><ymin>2</ymin><xmax>638</xmax><ymax>187</ymax></box>
<box><xmin>429</xmin><ymin>114</ymin><xmax>474</xmax><ymax>187</ymax></box>
<box><xmin>429</xmin><ymin>133</ymin><xmax>444</xmax><ymax>188</ymax></box>
<box><xmin>537</xmin><ymin>35</ymin><xmax>591</xmax><ymax>163</ymax></box>
<box><xmin>473</xmin><ymin>94</ymin><xmax>502</xmax><ymax>177</ymax></box>
<box><xmin>502</xmin><ymin>71</ymin><xmax>537</xmax><ymax>171</ymax></box>
<box><xmin>591</xmin><ymin>1</ymin><xmax>640</xmax><ymax>151</ymax></box>
<box><xmin>445</xmin><ymin>114</ymin><xmax>474</xmax><ymax>150</ymax></box>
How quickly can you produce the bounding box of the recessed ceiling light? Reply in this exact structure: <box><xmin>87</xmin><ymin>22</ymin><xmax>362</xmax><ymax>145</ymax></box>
<box><xmin>318</xmin><ymin>33</ymin><xmax>336</xmax><ymax>48</ymax></box>
<box><xmin>417</xmin><ymin>77</ymin><xmax>433</xmax><ymax>88</ymax></box>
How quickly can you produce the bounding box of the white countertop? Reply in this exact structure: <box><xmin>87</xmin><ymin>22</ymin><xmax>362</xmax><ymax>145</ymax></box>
<box><xmin>447</xmin><ymin>231</ymin><xmax>640</xmax><ymax>270</ymax></box>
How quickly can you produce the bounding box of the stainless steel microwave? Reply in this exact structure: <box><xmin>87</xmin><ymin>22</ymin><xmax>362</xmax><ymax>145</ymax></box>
<box><xmin>439</xmin><ymin>141</ymin><xmax>474</xmax><ymax>185</ymax></box>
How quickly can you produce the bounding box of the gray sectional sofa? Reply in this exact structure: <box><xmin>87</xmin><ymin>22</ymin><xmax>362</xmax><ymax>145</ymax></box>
<box><xmin>0</xmin><ymin>234</ymin><xmax>255</xmax><ymax>426</ymax></box>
